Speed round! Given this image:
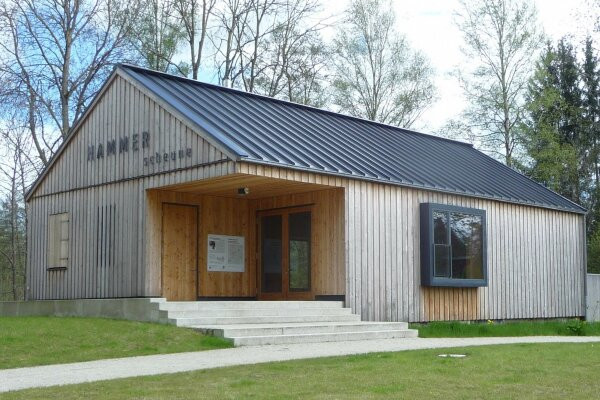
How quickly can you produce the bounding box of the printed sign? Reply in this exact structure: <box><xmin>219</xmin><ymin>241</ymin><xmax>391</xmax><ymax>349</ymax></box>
<box><xmin>207</xmin><ymin>234</ymin><xmax>245</xmax><ymax>272</ymax></box>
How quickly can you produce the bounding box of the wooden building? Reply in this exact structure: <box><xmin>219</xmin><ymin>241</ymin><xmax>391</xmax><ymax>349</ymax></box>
<box><xmin>25</xmin><ymin>65</ymin><xmax>587</xmax><ymax>322</ymax></box>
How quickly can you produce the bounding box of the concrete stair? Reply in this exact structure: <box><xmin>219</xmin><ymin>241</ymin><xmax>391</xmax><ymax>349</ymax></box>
<box><xmin>157</xmin><ymin>300</ymin><xmax>417</xmax><ymax>346</ymax></box>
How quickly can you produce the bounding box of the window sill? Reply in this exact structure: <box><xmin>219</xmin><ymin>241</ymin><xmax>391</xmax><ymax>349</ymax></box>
<box><xmin>422</xmin><ymin>277</ymin><xmax>487</xmax><ymax>288</ymax></box>
<box><xmin>46</xmin><ymin>266</ymin><xmax>67</xmax><ymax>272</ymax></box>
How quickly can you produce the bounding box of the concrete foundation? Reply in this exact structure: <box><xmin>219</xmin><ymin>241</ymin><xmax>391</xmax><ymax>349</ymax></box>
<box><xmin>0</xmin><ymin>298</ymin><xmax>167</xmax><ymax>323</ymax></box>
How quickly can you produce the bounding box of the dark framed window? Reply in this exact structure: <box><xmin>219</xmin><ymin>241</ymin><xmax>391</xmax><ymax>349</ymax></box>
<box><xmin>420</xmin><ymin>203</ymin><xmax>487</xmax><ymax>287</ymax></box>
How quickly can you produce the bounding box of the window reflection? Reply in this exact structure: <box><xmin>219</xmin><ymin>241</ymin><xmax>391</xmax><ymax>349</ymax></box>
<box><xmin>433</xmin><ymin>211</ymin><xmax>448</xmax><ymax>245</ymax></box>
<box><xmin>450</xmin><ymin>212</ymin><xmax>483</xmax><ymax>279</ymax></box>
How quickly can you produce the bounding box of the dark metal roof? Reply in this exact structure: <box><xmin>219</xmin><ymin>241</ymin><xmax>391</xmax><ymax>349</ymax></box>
<box><xmin>120</xmin><ymin>64</ymin><xmax>586</xmax><ymax>214</ymax></box>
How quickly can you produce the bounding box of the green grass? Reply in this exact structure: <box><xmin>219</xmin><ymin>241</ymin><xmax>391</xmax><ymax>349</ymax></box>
<box><xmin>0</xmin><ymin>316</ymin><xmax>231</xmax><ymax>369</ymax></box>
<box><xmin>410</xmin><ymin>319</ymin><xmax>600</xmax><ymax>337</ymax></box>
<box><xmin>3</xmin><ymin>343</ymin><xmax>600</xmax><ymax>399</ymax></box>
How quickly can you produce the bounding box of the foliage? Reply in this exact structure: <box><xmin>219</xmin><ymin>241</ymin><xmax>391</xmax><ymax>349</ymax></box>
<box><xmin>522</xmin><ymin>42</ymin><xmax>583</xmax><ymax>202</ymax></box>
<box><xmin>566</xmin><ymin>319</ymin><xmax>586</xmax><ymax>336</ymax></box>
<box><xmin>521</xmin><ymin>37</ymin><xmax>600</xmax><ymax>272</ymax></box>
<box><xmin>410</xmin><ymin>319</ymin><xmax>600</xmax><ymax>337</ymax></box>
<box><xmin>0</xmin><ymin>199</ymin><xmax>26</xmax><ymax>301</ymax></box>
<box><xmin>129</xmin><ymin>0</ymin><xmax>187</xmax><ymax>74</ymax></box>
<box><xmin>0</xmin><ymin>0</ymin><xmax>142</xmax><ymax>145</ymax></box>
<box><xmin>0</xmin><ymin>316</ymin><xmax>231</xmax><ymax>369</ymax></box>
<box><xmin>330</xmin><ymin>0</ymin><xmax>435</xmax><ymax>129</ymax></box>
<box><xmin>587</xmin><ymin>227</ymin><xmax>600</xmax><ymax>273</ymax></box>
<box><xmin>4</xmin><ymin>343</ymin><xmax>600</xmax><ymax>399</ymax></box>
<box><xmin>449</xmin><ymin>0</ymin><xmax>542</xmax><ymax>166</ymax></box>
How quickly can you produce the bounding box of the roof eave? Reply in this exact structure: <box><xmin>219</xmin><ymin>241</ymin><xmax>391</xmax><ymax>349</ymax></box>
<box><xmin>238</xmin><ymin>157</ymin><xmax>587</xmax><ymax>215</ymax></box>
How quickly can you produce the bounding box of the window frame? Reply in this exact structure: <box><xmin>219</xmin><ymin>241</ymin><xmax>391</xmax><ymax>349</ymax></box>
<box><xmin>47</xmin><ymin>212</ymin><xmax>70</xmax><ymax>271</ymax></box>
<box><xmin>420</xmin><ymin>203</ymin><xmax>487</xmax><ymax>287</ymax></box>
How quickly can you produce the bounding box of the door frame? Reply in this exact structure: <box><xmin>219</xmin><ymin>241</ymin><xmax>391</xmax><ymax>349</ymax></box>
<box><xmin>161</xmin><ymin>202</ymin><xmax>199</xmax><ymax>301</ymax></box>
<box><xmin>257</xmin><ymin>205</ymin><xmax>314</xmax><ymax>300</ymax></box>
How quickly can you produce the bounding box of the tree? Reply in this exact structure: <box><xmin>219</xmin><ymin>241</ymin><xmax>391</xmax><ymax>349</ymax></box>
<box><xmin>588</xmin><ymin>228</ymin><xmax>600</xmax><ymax>274</ymax></box>
<box><xmin>238</xmin><ymin>0</ymin><xmax>279</xmax><ymax>92</ymax></box>
<box><xmin>453</xmin><ymin>0</ymin><xmax>543</xmax><ymax>167</ymax></box>
<box><xmin>132</xmin><ymin>0</ymin><xmax>186</xmax><ymax>73</ymax></box>
<box><xmin>282</xmin><ymin>35</ymin><xmax>330</xmax><ymax>107</ymax></box>
<box><xmin>522</xmin><ymin>42</ymin><xmax>583</xmax><ymax>203</ymax></box>
<box><xmin>330</xmin><ymin>0</ymin><xmax>435</xmax><ymax>129</ymax></box>
<box><xmin>0</xmin><ymin>0</ymin><xmax>141</xmax><ymax>154</ymax></box>
<box><xmin>173</xmin><ymin>0</ymin><xmax>217</xmax><ymax>79</ymax></box>
<box><xmin>0</xmin><ymin>124</ymin><xmax>30</xmax><ymax>301</ymax></box>
<box><xmin>211</xmin><ymin>0</ymin><xmax>253</xmax><ymax>86</ymax></box>
<box><xmin>252</xmin><ymin>0</ymin><xmax>328</xmax><ymax>106</ymax></box>
<box><xmin>583</xmin><ymin>37</ymin><xmax>600</xmax><ymax>186</ymax></box>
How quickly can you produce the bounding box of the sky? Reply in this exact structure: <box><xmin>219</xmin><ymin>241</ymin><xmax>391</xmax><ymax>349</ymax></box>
<box><xmin>318</xmin><ymin>0</ymin><xmax>597</xmax><ymax>133</ymax></box>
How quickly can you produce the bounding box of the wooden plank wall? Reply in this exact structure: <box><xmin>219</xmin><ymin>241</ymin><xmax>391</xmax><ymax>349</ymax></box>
<box><xmin>237</xmin><ymin>162</ymin><xmax>587</xmax><ymax>322</ymax></box>
<box><xmin>26</xmin><ymin>73</ymin><xmax>234</xmax><ymax>300</ymax></box>
<box><xmin>27</xmin><ymin>160</ymin><xmax>236</xmax><ymax>300</ymax></box>
<box><xmin>146</xmin><ymin>189</ymin><xmax>256</xmax><ymax>298</ymax></box>
<box><xmin>145</xmin><ymin>187</ymin><xmax>344</xmax><ymax>298</ymax></box>
<box><xmin>34</xmin><ymin>75</ymin><xmax>228</xmax><ymax>197</ymax></box>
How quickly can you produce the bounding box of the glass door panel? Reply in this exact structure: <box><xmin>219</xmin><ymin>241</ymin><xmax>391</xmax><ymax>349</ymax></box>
<box><xmin>289</xmin><ymin>211</ymin><xmax>311</xmax><ymax>292</ymax></box>
<box><xmin>261</xmin><ymin>215</ymin><xmax>282</xmax><ymax>293</ymax></box>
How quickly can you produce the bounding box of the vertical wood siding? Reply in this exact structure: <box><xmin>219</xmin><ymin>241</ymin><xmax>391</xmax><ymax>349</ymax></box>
<box><xmin>237</xmin><ymin>163</ymin><xmax>586</xmax><ymax>322</ymax></box>
<box><xmin>144</xmin><ymin>186</ymin><xmax>344</xmax><ymax>299</ymax></box>
<box><xmin>34</xmin><ymin>75</ymin><xmax>228</xmax><ymax>197</ymax></box>
<box><xmin>27</xmin><ymin>161</ymin><xmax>235</xmax><ymax>300</ymax></box>
<box><xmin>26</xmin><ymin>73</ymin><xmax>234</xmax><ymax>300</ymax></box>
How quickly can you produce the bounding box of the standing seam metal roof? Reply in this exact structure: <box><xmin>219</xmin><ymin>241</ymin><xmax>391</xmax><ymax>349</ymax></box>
<box><xmin>120</xmin><ymin>64</ymin><xmax>586</xmax><ymax>214</ymax></box>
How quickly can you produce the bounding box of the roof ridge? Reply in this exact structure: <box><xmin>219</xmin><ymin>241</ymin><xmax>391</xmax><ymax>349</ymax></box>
<box><xmin>117</xmin><ymin>63</ymin><xmax>474</xmax><ymax>149</ymax></box>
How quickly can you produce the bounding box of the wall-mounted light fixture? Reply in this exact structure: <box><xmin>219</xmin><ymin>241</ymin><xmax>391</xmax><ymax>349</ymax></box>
<box><xmin>237</xmin><ymin>187</ymin><xmax>250</xmax><ymax>196</ymax></box>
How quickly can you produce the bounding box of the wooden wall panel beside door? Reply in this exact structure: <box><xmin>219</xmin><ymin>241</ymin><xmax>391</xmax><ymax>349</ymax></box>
<box><xmin>162</xmin><ymin>203</ymin><xmax>198</xmax><ymax>300</ymax></box>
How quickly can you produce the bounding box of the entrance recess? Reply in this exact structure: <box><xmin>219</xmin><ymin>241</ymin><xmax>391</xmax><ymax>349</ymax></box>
<box><xmin>161</xmin><ymin>203</ymin><xmax>198</xmax><ymax>300</ymax></box>
<box><xmin>258</xmin><ymin>206</ymin><xmax>312</xmax><ymax>300</ymax></box>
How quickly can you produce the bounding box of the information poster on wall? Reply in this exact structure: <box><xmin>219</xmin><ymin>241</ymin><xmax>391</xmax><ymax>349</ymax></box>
<box><xmin>207</xmin><ymin>234</ymin><xmax>245</xmax><ymax>272</ymax></box>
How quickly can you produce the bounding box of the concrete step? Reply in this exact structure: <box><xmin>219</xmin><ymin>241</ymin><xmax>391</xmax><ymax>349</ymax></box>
<box><xmin>159</xmin><ymin>301</ymin><xmax>344</xmax><ymax>311</ymax></box>
<box><xmin>166</xmin><ymin>307</ymin><xmax>353</xmax><ymax>318</ymax></box>
<box><xmin>170</xmin><ymin>313</ymin><xmax>362</xmax><ymax>327</ymax></box>
<box><xmin>194</xmin><ymin>321</ymin><xmax>409</xmax><ymax>337</ymax></box>
<box><xmin>229</xmin><ymin>329</ymin><xmax>419</xmax><ymax>346</ymax></box>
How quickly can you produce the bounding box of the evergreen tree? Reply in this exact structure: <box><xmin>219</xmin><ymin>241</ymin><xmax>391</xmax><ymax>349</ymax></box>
<box><xmin>523</xmin><ymin>42</ymin><xmax>579</xmax><ymax>202</ymax></box>
<box><xmin>523</xmin><ymin>39</ymin><xmax>589</xmax><ymax>205</ymax></box>
<box><xmin>523</xmin><ymin>37</ymin><xmax>600</xmax><ymax>273</ymax></box>
<box><xmin>582</xmin><ymin>37</ymin><xmax>600</xmax><ymax>235</ymax></box>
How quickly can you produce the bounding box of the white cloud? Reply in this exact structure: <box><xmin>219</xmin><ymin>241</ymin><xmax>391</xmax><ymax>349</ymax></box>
<box><xmin>386</xmin><ymin>0</ymin><xmax>594</xmax><ymax>132</ymax></box>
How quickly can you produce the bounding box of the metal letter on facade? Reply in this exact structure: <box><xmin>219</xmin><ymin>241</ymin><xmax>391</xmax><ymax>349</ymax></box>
<box><xmin>119</xmin><ymin>137</ymin><xmax>129</xmax><ymax>153</ymax></box>
<box><xmin>107</xmin><ymin>140</ymin><xmax>116</xmax><ymax>156</ymax></box>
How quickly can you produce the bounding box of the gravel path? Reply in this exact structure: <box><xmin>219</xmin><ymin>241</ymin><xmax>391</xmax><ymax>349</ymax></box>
<box><xmin>2</xmin><ymin>336</ymin><xmax>599</xmax><ymax>393</ymax></box>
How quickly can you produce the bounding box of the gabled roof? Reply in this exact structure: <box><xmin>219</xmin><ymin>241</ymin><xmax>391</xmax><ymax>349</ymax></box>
<box><xmin>26</xmin><ymin>63</ymin><xmax>585</xmax><ymax>214</ymax></box>
<box><xmin>118</xmin><ymin>64</ymin><xmax>585</xmax><ymax>214</ymax></box>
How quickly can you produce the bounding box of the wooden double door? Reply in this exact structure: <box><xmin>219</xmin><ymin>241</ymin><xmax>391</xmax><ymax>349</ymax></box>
<box><xmin>258</xmin><ymin>206</ymin><xmax>312</xmax><ymax>300</ymax></box>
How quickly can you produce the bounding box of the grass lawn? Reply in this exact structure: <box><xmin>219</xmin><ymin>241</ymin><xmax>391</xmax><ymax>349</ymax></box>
<box><xmin>0</xmin><ymin>316</ymin><xmax>231</xmax><ymax>369</ymax></box>
<box><xmin>411</xmin><ymin>319</ymin><xmax>600</xmax><ymax>337</ymax></box>
<box><xmin>3</xmin><ymin>343</ymin><xmax>600</xmax><ymax>399</ymax></box>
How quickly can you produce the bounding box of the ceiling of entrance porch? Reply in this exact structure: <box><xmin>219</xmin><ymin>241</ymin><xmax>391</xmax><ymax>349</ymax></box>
<box><xmin>154</xmin><ymin>173</ymin><xmax>338</xmax><ymax>199</ymax></box>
